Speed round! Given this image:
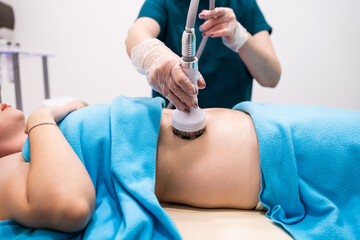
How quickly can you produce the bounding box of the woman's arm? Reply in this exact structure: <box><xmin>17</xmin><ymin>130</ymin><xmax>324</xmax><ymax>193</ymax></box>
<box><xmin>0</xmin><ymin>101</ymin><xmax>95</xmax><ymax>232</ymax></box>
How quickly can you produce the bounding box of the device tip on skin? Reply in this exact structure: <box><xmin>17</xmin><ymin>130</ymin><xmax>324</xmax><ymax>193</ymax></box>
<box><xmin>171</xmin><ymin>1</ymin><xmax>207</xmax><ymax>140</ymax></box>
<box><xmin>173</xmin><ymin>126</ymin><xmax>205</xmax><ymax>140</ymax></box>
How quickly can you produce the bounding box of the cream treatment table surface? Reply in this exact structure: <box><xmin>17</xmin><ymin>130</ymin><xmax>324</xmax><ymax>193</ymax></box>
<box><xmin>163</xmin><ymin>203</ymin><xmax>293</xmax><ymax>240</ymax></box>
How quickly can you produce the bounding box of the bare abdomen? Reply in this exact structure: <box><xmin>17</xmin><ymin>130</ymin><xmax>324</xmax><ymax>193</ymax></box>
<box><xmin>156</xmin><ymin>109</ymin><xmax>261</xmax><ymax>209</ymax></box>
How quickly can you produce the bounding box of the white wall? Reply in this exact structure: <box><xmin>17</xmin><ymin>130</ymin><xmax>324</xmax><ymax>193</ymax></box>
<box><xmin>3</xmin><ymin>0</ymin><xmax>148</xmax><ymax>115</ymax></box>
<box><xmin>254</xmin><ymin>0</ymin><xmax>360</xmax><ymax>110</ymax></box>
<box><xmin>1</xmin><ymin>0</ymin><xmax>359</xmax><ymax>116</ymax></box>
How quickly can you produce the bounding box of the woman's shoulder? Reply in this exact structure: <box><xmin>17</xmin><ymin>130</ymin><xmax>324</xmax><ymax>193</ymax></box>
<box><xmin>0</xmin><ymin>152</ymin><xmax>25</xmax><ymax>164</ymax></box>
<box><xmin>0</xmin><ymin>152</ymin><xmax>29</xmax><ymax>220</ymax></box>
<box><xmin>0</xmin><ymin>152</ymin><xmax>27</xmax><ymax>176</ymax></box>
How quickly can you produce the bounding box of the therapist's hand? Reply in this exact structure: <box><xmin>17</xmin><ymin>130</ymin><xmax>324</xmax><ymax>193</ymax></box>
<box><xmin>199</xmin><ymin>7</ymin><xmax>249</xmax><ymax>52</ymax></box>
<box><xmin>131</xmin><ymin>39</ymin><xmax>206</xmax><ymax>112</ymax></box>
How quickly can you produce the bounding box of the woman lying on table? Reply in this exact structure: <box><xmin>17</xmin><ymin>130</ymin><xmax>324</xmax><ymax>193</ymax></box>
<box><xmin>0</xmin><ymin>97</ymin><xmax>359</xmax><ymax>240</ymax></box>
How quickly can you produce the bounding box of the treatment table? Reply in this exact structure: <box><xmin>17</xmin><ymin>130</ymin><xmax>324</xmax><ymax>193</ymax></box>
<box><xmin>163</xmin><ymin>203</ymin><xmax>293</xmax><ymax>239</ymax></box>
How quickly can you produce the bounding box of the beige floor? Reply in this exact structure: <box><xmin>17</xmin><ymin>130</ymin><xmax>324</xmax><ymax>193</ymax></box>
<box><xmin>163</xmin><ymin>203</ymin><xmax>293</xmax><ymax>240</ymax></box>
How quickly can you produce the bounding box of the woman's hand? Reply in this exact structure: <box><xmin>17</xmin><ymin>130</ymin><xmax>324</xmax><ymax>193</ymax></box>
<box><xmin>26</xmin><ymin>100</ymin><xmax>88</xmax><ymax>133</ymax></box>
<box><xmin>55</xmin><ymin>100</ymin><xmax>88</xmax><ymax>122</ymax></box>
<box><xmin>199</xmin><ymin>7</ymin><xmax>249</xmax><ymax>52</ymax></box>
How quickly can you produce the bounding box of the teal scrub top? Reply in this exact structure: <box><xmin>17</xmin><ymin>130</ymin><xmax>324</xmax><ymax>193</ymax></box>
<box><xmin>138</xmin><ymin>0</ymin><xmax>272</xmax><ymax>108</ymax></box>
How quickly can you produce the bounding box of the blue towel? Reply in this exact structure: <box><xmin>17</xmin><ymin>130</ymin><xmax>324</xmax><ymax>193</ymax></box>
<box><xmin>233</xmin><ymin>102</ymin><xmax>360</xmax><ymax>240</ymax></box>
<box><xmin>0</xmin><ymin>96</ymin><xmax>181</xmax><ymax>240</ymax></box>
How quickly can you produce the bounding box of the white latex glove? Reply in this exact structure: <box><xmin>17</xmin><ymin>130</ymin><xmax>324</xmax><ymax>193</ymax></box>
<box><xmin>199</xmin><ymin>7</ymin><xmax>249</xmax><ymax>52</ymax></box>
<box><xmin>131</xmin><ymin>38</ymin><xmax>206</xmax><ymax>112</ymax></box>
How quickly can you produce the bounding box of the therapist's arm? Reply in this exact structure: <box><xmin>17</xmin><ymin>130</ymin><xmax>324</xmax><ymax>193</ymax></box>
<box><xmin>238</xmin><ymin>30</ymin><xmax>281</xmax><ymax>88</ymax></box>
<box><xmin>125</xmin><ymin>17</ymin><xmax>205</xmax><ymax>112</ymax></box>
<box><xmin>125</xmin><ymin>17</ymin><xmax>160</xmax><ymax>57</ymax></box>
<box><xmin>199</xmin><ymin>8</ymin><xmax>281</xmax><ymax>88</ymax></box>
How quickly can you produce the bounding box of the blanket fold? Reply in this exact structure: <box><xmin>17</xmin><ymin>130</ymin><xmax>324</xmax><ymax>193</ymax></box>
<box><xmin>233</xmin><ymin>102</ymin><xmax>360</xmax><ymax>240</ymax></box>
<box><xmin>0</xmin><ymin>96</ymin><xmax>181</xmax><ymax>240</ymax></box>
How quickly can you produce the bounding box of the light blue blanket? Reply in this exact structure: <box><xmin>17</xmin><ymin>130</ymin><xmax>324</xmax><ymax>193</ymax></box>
<box><xmin>233</xmin><ymin>102</ymin><xmax>360</xmax><ymax>240</ymax></box>
<box><xmin>0</xmin><ymin>96</ymin><xmax>181</xmax><ymax>240</ymax></box>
